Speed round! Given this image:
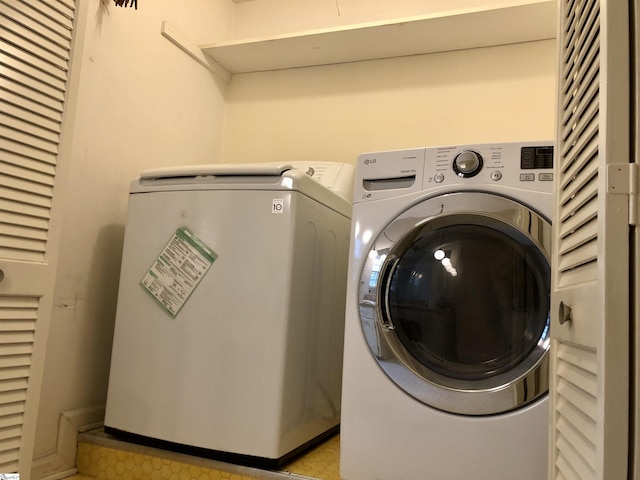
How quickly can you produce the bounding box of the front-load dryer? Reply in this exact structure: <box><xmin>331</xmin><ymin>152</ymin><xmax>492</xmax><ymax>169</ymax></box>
<box><xmin>340</xmin><ymin>142</ymin><xmax>553</xmax><ymax>480</ymax></box>
<box><xmin>105</xmin><ymin>161</ymin><xmax>354</xmax><ymax>467</ymax></box>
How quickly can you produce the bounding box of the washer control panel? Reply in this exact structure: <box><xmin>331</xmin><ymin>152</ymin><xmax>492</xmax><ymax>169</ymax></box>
<box><xmin>354</xmin><ymin>141</ymin><xmax>554</xmax><ymax>203</ymax></box>
<box><xmin>427</xmin><ymin>142</ymin><xmax>554</xmax><ymax>190</ymax></box>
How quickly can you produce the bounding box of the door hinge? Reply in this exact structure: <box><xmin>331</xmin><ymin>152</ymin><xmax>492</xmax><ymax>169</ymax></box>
<box><xmin>606</xmin><ymin>163</ymin><xmax>639</xmax><ymax>225</ymax></box>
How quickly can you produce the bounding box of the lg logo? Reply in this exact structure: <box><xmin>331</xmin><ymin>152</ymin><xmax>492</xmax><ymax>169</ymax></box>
<box><xmin>363</xmin><ymin>158</ymin><xmax>377</xmax><ymax>165</ymax></box>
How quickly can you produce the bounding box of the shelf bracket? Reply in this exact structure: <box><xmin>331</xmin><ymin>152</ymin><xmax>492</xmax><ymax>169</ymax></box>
<box><xmin>161</xmin><ymin>21</ymin><xmax>231</xmax><ymax>83</ymax></box>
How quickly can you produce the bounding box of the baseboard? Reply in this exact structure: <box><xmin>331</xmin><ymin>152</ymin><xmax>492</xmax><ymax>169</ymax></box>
<box><xmin>31</xmin><ymin>405</ymin><xmax>105</xmax><ymax>480</ymax></box>
<box><xmin>30</xmin><ymin>454</ymin><xmax>76</xmax><ymax>480</ymax></box>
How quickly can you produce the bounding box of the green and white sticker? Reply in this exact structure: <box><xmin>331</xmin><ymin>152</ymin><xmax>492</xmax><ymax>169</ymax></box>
<box><xmin>140</xmin><ymin>227</ymin><xmax>218</xmax><ymax>317</ymax></box>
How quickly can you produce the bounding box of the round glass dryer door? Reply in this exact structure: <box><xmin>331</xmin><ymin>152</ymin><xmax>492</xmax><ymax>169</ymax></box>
<box><xmin>359</xmin><ymin>192</ymin><xmax>551</xmax><ymax>415</ymax></box>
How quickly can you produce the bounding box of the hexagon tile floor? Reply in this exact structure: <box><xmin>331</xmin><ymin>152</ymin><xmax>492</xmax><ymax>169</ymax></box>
<box><xmin>69</xmin><ymin>429</ymin><xmax>341</xmax><ymax>480</ymax></box>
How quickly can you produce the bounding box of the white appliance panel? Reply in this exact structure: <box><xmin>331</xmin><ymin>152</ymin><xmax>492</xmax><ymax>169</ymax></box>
<box><xmin>106</xmin><ymin>162</ymin><xmax>352</xmax><ymax>463</ymax></box>
<box><xmin>340</xmin><ymin>141</ymin><xmax>552</xmax><ymax>480</ymax></box>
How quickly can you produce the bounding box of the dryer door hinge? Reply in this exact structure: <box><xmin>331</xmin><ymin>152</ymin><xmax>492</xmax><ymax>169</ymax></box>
<box><xmin>607</xmin><ymin>163</ymin><xmax>639</xmax><ymax>225</ymax></box>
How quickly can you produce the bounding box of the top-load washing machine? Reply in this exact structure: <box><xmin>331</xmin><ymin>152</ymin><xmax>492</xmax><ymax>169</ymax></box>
<box><xmin>340</xmin><ymin>141</ymin><xmax>553</xmax><ymax>480</ymax></box>
<box><xmin>105</xmin><ymin>161</ymin><xmax>354</xmax><ymax>467</ymax></box>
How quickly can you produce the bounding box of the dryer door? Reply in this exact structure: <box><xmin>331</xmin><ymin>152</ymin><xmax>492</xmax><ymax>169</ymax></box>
<box><xmin>359</xmin><ymin>191</ymin><xmax>551</xmax><ymax>415</ymax></box>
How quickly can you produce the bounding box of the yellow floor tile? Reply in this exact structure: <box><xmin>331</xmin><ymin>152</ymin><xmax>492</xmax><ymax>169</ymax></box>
<box><xmin>74</xmin><ymin>429</ymin><xmax>341</xmax><ymax>480</ymax></box>
<box><xmin>282</xmin><ymin>435</ymin><xmax>341</xmax><ymax>480</ymax></box>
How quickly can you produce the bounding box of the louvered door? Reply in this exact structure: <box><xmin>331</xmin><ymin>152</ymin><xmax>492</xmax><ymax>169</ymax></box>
<box><xmin>0</xmin><ymin>0</ymin><xmax>76</xmax><ymax>476</ymax></box>
<box><xmin>551</xmin><ymin>0</ymin><xmax>631</xmax><ymax>479</ymax></box>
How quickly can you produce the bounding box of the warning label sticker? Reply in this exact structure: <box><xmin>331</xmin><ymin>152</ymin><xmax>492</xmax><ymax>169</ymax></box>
<box><xmin>140</xmin><ymin>227</ymin><xmax>218</xmax><ymax>317</ymax></box>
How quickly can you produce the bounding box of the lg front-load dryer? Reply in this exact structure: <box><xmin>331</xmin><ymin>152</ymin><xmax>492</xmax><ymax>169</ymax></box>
<box><xmin>105</xmin><ymin>162</ymin><xmax>354</xmax><ymax>467</ymax></box>
<box><xmin>340</xmin><ymin>142</ymin><xmax>553</xmax><ymax>480</ymax></box>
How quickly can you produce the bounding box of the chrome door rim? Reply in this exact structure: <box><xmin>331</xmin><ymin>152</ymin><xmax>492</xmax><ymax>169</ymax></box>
<box><xmin>358</xmin><ymin>191</ymin><xmax>551</xmax><ymax>415</ymax></box>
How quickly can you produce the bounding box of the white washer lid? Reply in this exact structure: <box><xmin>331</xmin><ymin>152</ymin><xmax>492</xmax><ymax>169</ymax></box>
<box><xmin>140</xmin><ymin>163</ymin><xmax>293</xmax><ymax>179</ymax></box>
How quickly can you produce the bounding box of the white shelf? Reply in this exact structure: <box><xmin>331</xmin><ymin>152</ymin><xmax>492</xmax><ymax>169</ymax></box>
<box><xmin>200</xmin><ymin>0</ymin><xmax>557</xmax><ymax>75</ymax></box>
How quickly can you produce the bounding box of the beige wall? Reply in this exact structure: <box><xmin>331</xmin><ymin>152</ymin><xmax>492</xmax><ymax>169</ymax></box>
<box><xmin>34</xmin><ymin>0</ymin><xmax>232</xmax><ymax>460</ymax></box>
<box><xmin>223</xmin><ymin>39</ymin><xmax>556</xmax><ymax>165</ymax></box>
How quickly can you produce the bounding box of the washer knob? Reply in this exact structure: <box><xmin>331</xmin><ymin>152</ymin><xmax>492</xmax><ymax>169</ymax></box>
<box><xmin>453</xmin><ymin>150</ymin><xmax>483</xmax><ymax>178</ymax></box>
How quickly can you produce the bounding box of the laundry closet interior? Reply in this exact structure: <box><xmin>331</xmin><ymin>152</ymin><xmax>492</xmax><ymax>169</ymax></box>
<box><xmin>0</xmin><ymin>1</ymin><xmax>585</xmax><ymax>480</ymax></box>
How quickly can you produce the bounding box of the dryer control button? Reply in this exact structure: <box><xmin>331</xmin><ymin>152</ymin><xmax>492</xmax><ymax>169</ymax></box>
<box><xmin>453</xmin><ymin>150</ymin><xmax>483</xmax><ymax>178</ymax></box>
<box><xmin>491</xmin><ymin>170</ymin><xmax>502</xmax><ymax>181</ymax></box>
<box><xmin>434</xmin><ymin>173</ymin><xmax>445</xmax><ymax>183</ymax></box>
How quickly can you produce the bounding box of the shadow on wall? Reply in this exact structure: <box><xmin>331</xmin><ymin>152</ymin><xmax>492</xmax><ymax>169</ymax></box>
<box><xmin>36</xmin><ymin>222</ymin><xmax>126</xmax><ymax>458</ymax></box>
<box><xmin>49</xmin><ymin>223</ymin><xmax>126</xmax><ymax>398</ymax></box>
<box><xmin>81</xmin><ymin>223</ymin><xmax>126</xmax><ymax>383</ymax></box>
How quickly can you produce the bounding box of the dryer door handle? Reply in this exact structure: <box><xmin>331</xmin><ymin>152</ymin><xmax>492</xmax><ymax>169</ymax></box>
<box><xmin>377</xmin><ymin>255</ymin><xmax>400</xmax><ymax>330</ymax></box>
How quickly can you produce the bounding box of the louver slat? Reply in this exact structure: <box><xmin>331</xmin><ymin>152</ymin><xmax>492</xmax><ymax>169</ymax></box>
<box><xmin>0</xmin><ymin>379</ymin><xmax>29</xmax><ymax>394</ymax></box>
<box><xmin>0</xmin><ymin>125</ymin><xmax>59</xmax><ymax>155</ymax></box>
<box><xmin>0</xmin><ymin>18</ymin><xmax>70</xmax><ymax>59</ymax></box>
<box><xmin>38</xmin><ymin>0</ymin><xmax>75</xmax><ymax>21</ymax></box>
<box><xmin>0</xmin><ymin>89</ymin><xmax>63</xmax><ymax>124</ymax></box>
<box><xmin>560</xmin><ymin>95</ymin><xmax>599</xmax><ymax>157</ymax></box>
<box><xmin>556</xmin><ymin>398</ymin><xmax>596</xmax><ymax>443</ymax></box>
<box><xmin>559</xmin><ymin>195</ymin><xmax>598</xmax><ymax>239</ymax></box>
<box><xmin>0</xmin><ymin>450</ymin><xmax>19</xmax><ymax>473</ymax></box>
<box><xmin>54</xmin><ymin>0</ymin><xmax>75</xmax><ymax>11</ymax></box>
<box><xmin>0</xmin><ymin>186</ymin><xmax>52</xmax><ymax>208</ymax></box>
<box><xmin>559</xmin><ymin>148</ymin><xmax>598</xmax><ymax>202</ymax></box>
<box><xmin>0</xmin><ymin>414</ymin><xmax>23</xmax><ymax>430</ymax></box>
<box><xmin>0</xmin><ymin>77</ymin><xmax>64</xmax><ymax>115</ymax></box>
<box><xmin>0</xmin><ymin>61</ymin><xmax>66</xmax><ymax>103</ymax></box>
<box><xmin>0</xmin><ymin>199</ymin><xmax>50</xmax><ymax>221</ymax></box>
<box><xmin>0</xmin><ymin>224</ymin><xmax>47</xmax><ymax>242</ymax></box>
<box><xmin>555</xmin><ymin>437</ymin><xmax>594</xmax><ymax>479</ymax></box>
<box><xmin>1</xmin><ymin>149</ymin><xmax>56</xmax><ymax>175</ymax></box>
<box><xmin>1</xmin><ymin>101</ymin><xmax>62</xmax><ymax>134</ymax></box>
<box><xmin>0</xmin><ymin>194</ymin><xmax>53</xmax><ymax>225</ymax></box>
<box><xmin>1</xmin><ymin>42</ymin><xmax>67</xmax><ymax>83</ymax></box>
<box><xmin>0</xmin><ymin>397</ymin><xmax>26</xmax><ymax>416</ymax></box>
<box><xmin>559</xmin><ymin>134</ymin><xmax>598</xmax><ymax>183</ymax></box>
<box><xmin>0</xmin><ymin>248</ymin><xmax>43</xmax><ymax>262</ymax></box>
<box><xmin>2</xmin><ymin>162</ymin><xmax>55</xmax><ymax>188</ymax></box>
<box><xmin>0</xmin><ymin>356</ymin><xmax>30</xmax><ymax>370</ymax></box>
<box><xmin>0</xmin><ymin>171</ymin><xmax>55</xmax><ymax>197</ymax></box>
<box><xmin>559</xmin><ymin>113</ymin><xmax>598</xmax><ymax>175</ymax></box>
<box><xmin>1</xmin><ymin>139</ymin><xmax>59</xmax><ymax>167</ymax></box>
<box><xmin>0</xmin><ymin>426</ymin><xmax>22</xmax><ymax>443</ymax></box>
<box><xmin>20</xmin><ymin>0</ymin><xmax>74</xmax><ymax>29</ymax></box>
<box><xmin>557</xmin><ymin>237</ymin><xmax>597</xmax><ymax>272</ymax></box>
<box><xmin>0</xmin><ymin>113</ymin><xmax>60</xmax><ymax>144</ymax></box>
<box><xmin>559</xmin><ymin>180</ymin><xmax>598</xmax><ymax>224</ymax></box>
<box><xmin>557</xmin><ymin>361</ymin><xmax>598</xmax><ymax>396</ymax></box>
<box><xmin>558</xmin><ymin>215</ymin><xmax>597</xmax><ymax>255</ymax></box>
<box><xmin>0</xmin><ymin>52</ymin><xmax>66</xmax><ymax>92</ymax></box>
